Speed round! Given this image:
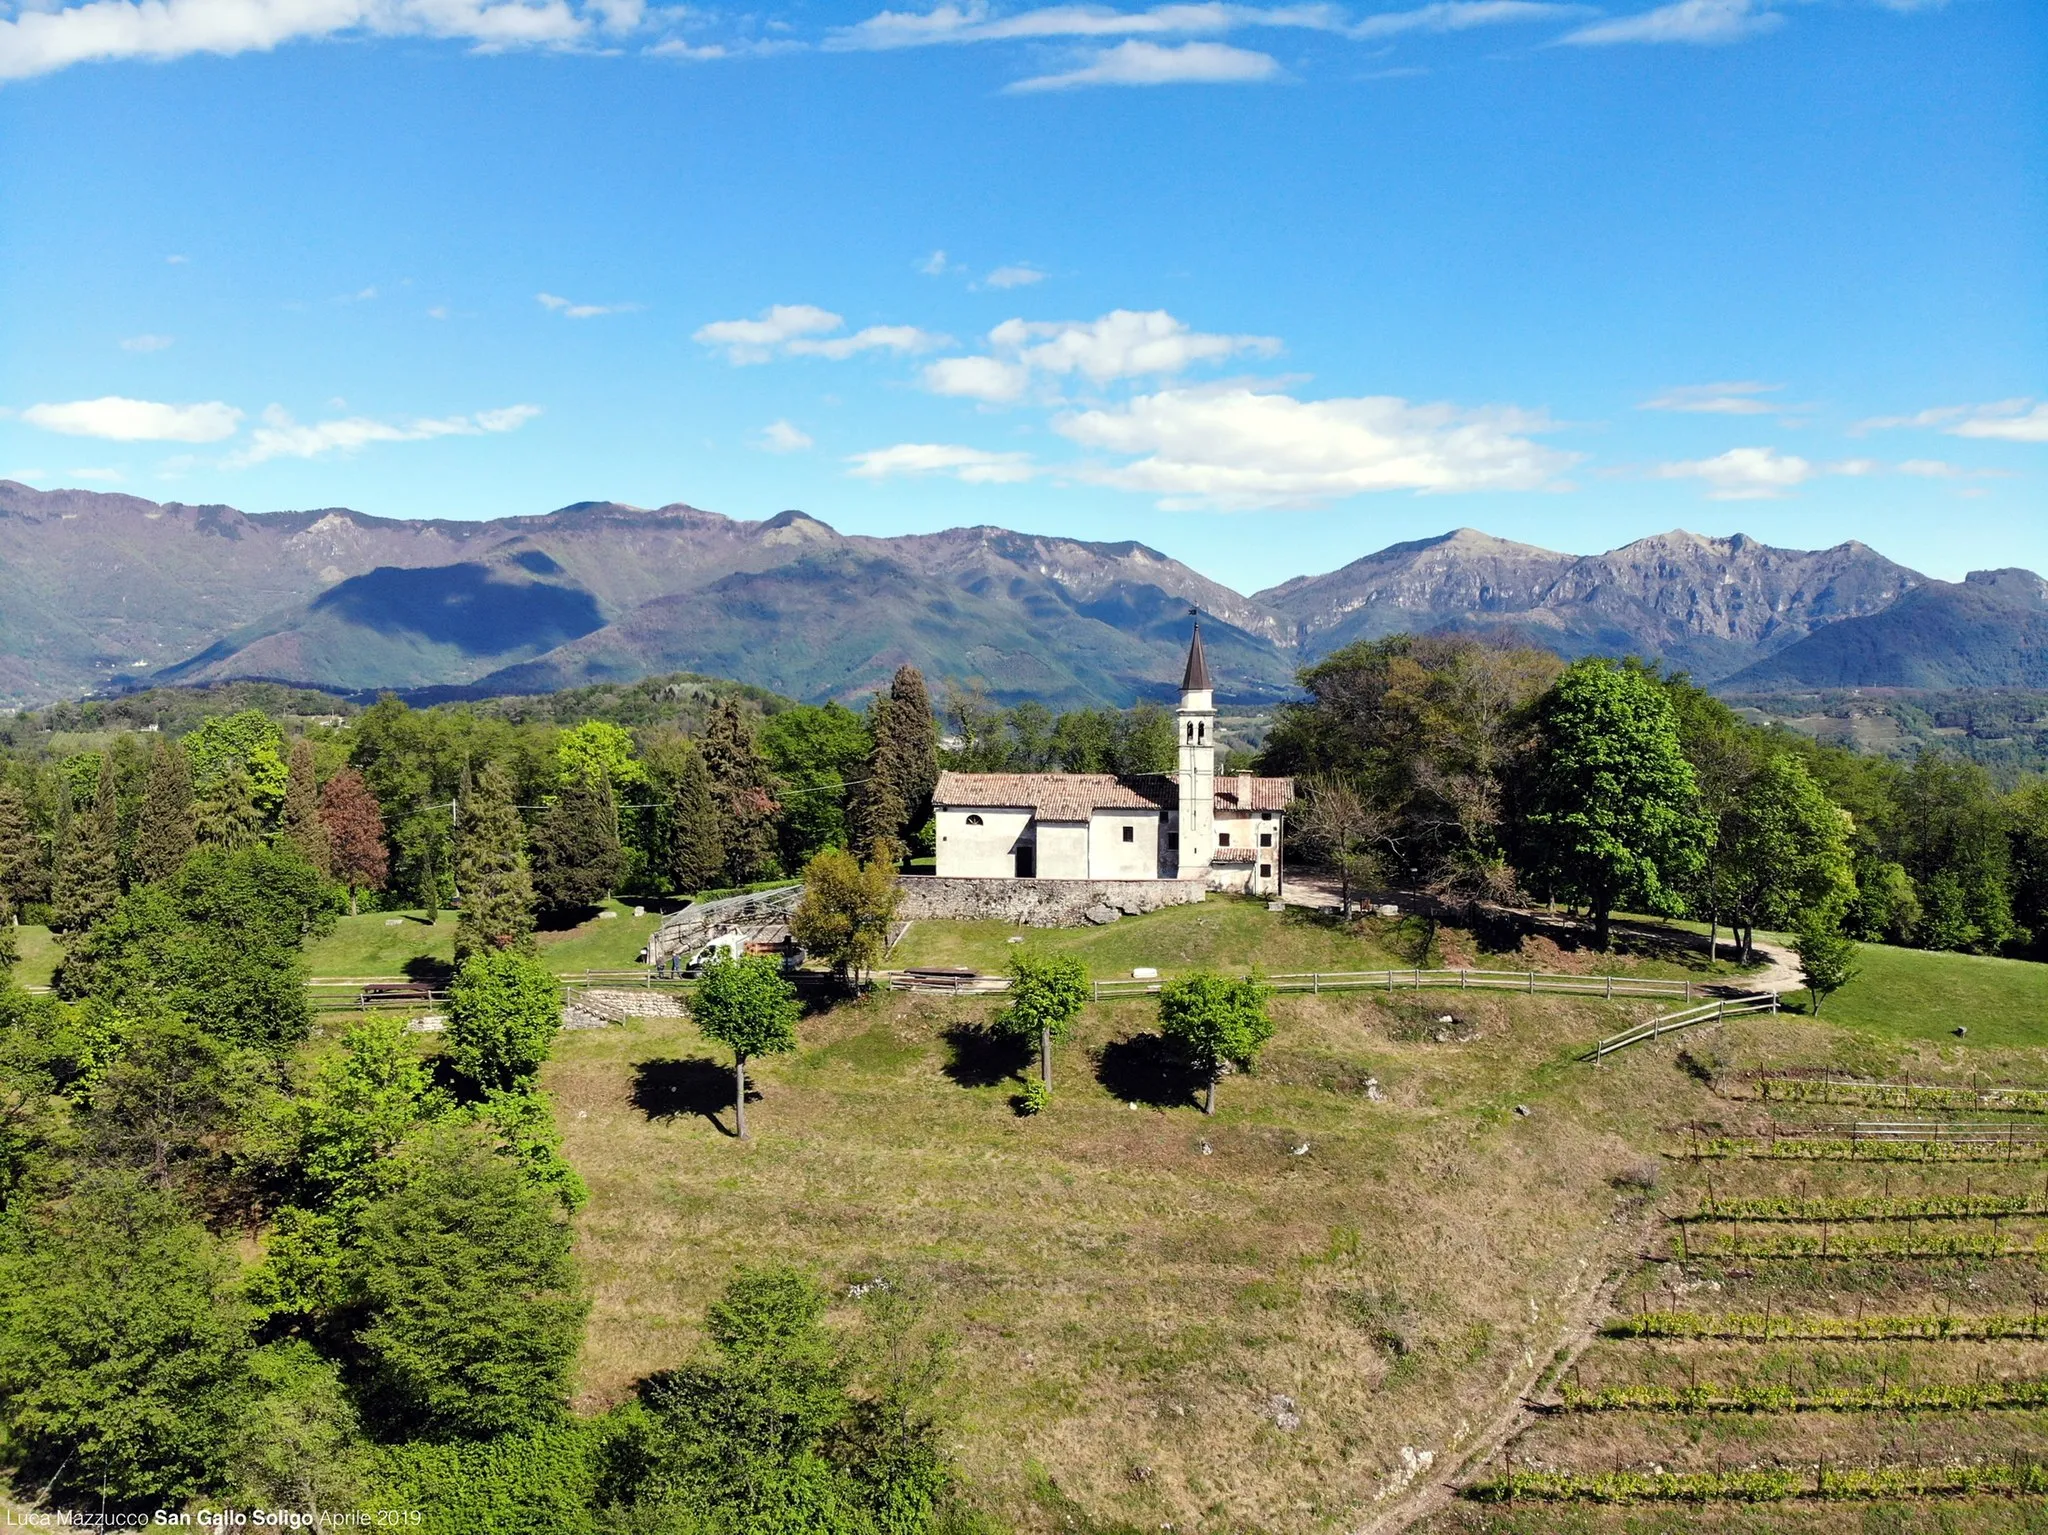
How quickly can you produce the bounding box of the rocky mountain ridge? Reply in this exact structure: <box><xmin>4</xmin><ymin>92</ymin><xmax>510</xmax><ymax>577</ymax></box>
<box><xmin>0</xmin><ymin>481</ymin><xmax>2032</xmax><ymax>708</ymax></box>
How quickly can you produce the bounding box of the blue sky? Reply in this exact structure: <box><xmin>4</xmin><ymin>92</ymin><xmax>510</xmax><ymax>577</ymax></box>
<box><xmin>0</xmin><ymin>0</ymin><xmax>2040</xmax><ymax>595</ymax></box>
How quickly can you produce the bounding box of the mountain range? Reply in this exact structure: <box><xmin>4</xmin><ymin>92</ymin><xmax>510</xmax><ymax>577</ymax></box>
<box><xmin>0</xmin><ymin>480</ymin><xmax>2038</xmax><ymax>710</ymax></box>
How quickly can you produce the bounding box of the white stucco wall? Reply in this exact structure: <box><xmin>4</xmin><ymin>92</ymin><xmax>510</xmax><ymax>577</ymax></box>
<box><xmin>1088</xmin><ymin>810</ymin><xmax>1162</xmax><ymax>879</ymax></box>
<box><xmin>1036</xmin><ymin>820</ymin><xmax>1090</xmax><ymax>879</ymax></box>
<box><xmin>935</xmin><ymin>805</ymin><xmax>1034</xmax><ymax>878</ymax></box>
<box><xmin>1215</xmin><ymin>810</ymin><xmax>1282</xmax><ymax>894</ymax></box>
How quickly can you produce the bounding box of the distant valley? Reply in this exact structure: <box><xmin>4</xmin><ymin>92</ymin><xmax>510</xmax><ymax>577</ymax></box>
<box><xmin>1</xmin><ymin>480</ymin><xmax>2041</xmax><ymax>710</ymax></box>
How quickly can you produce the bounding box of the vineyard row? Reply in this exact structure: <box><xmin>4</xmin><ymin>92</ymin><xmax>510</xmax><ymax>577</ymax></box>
<box><xmin>1668</xmin><ymin>1138</ymin><xmax>2048</xmax><ymax>1164</ymax></box>
<box><xmin>1464</xmin><ymin>1458</ymin><xmax>2048</xmax><ymax>1505</ymax></box>
<box><xmin>1605</xmin><ymin>1309</ymin><xmax>2048</xmax><ymax>1343</ymax></box>
<box><xmin>1555</xmin><ymin>1378</ymin><xmax>2048</xmax><ymax>1414</ymax></box>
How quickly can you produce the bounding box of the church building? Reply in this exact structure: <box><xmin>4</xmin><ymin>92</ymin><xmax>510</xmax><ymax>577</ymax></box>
<box><xmin>932</xmin><ymin>622</ymin><xmax>1293</xmax><ymax>897</ymax></box>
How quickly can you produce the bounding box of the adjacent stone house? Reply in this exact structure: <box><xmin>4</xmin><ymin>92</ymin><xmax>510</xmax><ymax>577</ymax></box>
<box><xmin>932</xmin><ymin>623</ymin><xmax>1292</xmax><ymax>897</ymax></box>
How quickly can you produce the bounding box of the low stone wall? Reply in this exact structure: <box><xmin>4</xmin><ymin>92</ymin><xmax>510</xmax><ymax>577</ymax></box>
<box><xmin>895</xmin><ymin>875</ymin><xmax>1207</xmax><ymax>926</ymax></box>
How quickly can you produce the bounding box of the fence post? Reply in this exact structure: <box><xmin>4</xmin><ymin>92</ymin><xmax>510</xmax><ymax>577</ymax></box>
<box><xmin>1529</xmin><ymin>971</ymin><xmax>1536</xmax><ymax>994</ymax></box>
<box><xmin>1312</xmin><ymin>973</ymin><xmax>1319</xmax><ymax>995</ymax></box>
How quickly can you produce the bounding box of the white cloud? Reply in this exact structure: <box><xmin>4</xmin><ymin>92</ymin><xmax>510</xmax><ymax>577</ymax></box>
<box><xmin>832</xmin><ymin>1</ymin><xmax>1339</xmax><ymax>50</ymax></box>
<box><xmin>846</xmin><ymin>442</ymin><xmax>1037</xmax><ymax>483</ymax></box>
<box><xmin>229</xmin><ymin>402</ymin><xmax>539</xmax><ymax>465</ymax></box>
<box><xmin>537</xmin><ymin>291</ymin><xmax>636</xmax><ymax>318</ymax></box>
<box><xmin>1854</xmin><ymin>398</ymin><xmax>2048</xmax><ymax>443</ymax></box>
<box><xmin>22</xmin><ymin>396</ymin><xmax>242</xmax><ymax>442</ymax></box>
<box><xmin>644</xmin><ymin>37</ymin><xmax>727</xmax><ymax>56</ymax></box>
<box><xmin>1562</xmin><ymin>0</ymin><xmax>1781</xmax><ymax>46</ymax></box>
<box><xmin>1008</xmin><ymin>37</ymin><xmax>1278</xmax><ymax>88</ymax></box>
<box><xmin>0</xmin><ymin>0</ymin><xmax>589</xmax><ymax>84</ymax></box>
<box><xmin>1352</xmin><ymin>1</ymin><xmax>1584</xmax><ymax>38</ymax></box>
<box><xmin>694</xmin><ymin>305</ymin><xmax>947</xmax><ymax>364</ymax></box>
<box><xmin>427</xmin><ymin>305</ymin><xmax>451</xmax><ymax>320</ymax></box>
<box><xmin>1056</xmin><ymin>384</ymin><xmax>1577</xmax><ymax>508</ymax></box>
<box><xmin>68</xmin><ymin>466</ymin><xmax>126</xmax><ymax>482</ymax></box>
<box><xmin>1638</xmin><ymin>380</ymin><xmax>1781</xmax><ymax>415</ymax></box>
<box><xmin>1653</xmin><ymin>445</ymin><xmax>1814</xmax><ymax>499</ymax></box>
<box><xmin>985</xmin><ymin>263</ymin><xmax>1045</xmax><ymax>289</ymax></box>
<box><xmin>918</xmin><ymin>250</ymin><xmax>954</xmax><ymax>276</ymax></box>
<box><xmin>757</xmin><ymin>419</ymin><xmax>814</xmax><ymax>452</ymax></box>
<box><xmin>925</xmin><ymin>308</ymin><xmax>1280</xmax><ymax>401</ymax></box>
<box><xmin>119</xmin><ymin>333</ymin><xmax>174</xmax><ymax>352</ymax></box>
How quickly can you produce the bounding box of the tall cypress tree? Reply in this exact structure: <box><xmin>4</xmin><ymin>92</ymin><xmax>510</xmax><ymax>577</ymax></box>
<box><xmin>663</xmin><ymin>741</ymin><xmax>724</xmax><ymax>896</ymax></box>
<box><xmin>852</xmin><ymin>690</ymin><xmax>907</xmax><ymax>855</ymax></box>
<box><xmin>279</xmin><ymin>738</ymin><xmax>331</xmax><ymax>877</ymax></box>
<box><xmin>133</xmin><ymin>737</ymin><xmax>196</xmax><ymax>886</ymax></box>
<box><xmin>0</xmin><ymin>781</ymin><xmax>46</xmax><ymax>912</ymax></box>
<box><xmin>699</xmin><ymin>697</ymin><xmax>778</xmax><ymax>886</ymax></box>
<box><xmin>454</xmin><ymin>761</ymin><xmax>536</xmax><ymax>963</ymax></box>
<box><xmin>52</xmin><ymin>754</ymin><xmax>120</xmax><ymax>933</ymax></box>
<box><xmin>886</xmin><ymin>664</ymin><xmax>939</xmax><ymax>835</ymax></box>
<box><xmin>530</xmin><ymin>772</ymin><xmax>624</xmax><ymax>916</ymax></box>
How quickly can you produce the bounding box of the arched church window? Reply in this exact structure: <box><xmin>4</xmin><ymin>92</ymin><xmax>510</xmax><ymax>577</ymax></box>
<box><xmin>1185</xmin><ymin>722</ymin><xmax>1195</xmax><ymax>742</ymax></box>
<box><xmin>965</xmin><ymin>814</ymin><xmax>984</xmax><ymax>826</ymax></box>
<box><xmin>1198</xmin><ymin>723</ymin><xmax>1206</xmax><ymax>743</ymax></box>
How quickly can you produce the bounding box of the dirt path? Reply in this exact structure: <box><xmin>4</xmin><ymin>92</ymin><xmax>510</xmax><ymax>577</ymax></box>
<box><xmin>1347</xmin><ymin>1212</ymin><xmax>1657</xmax><ymax>1535</ymax></box>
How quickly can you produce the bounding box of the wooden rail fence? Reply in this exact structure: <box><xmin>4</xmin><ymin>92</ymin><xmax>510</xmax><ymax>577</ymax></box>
<box><xmin>1584</xmin><ymin>993</ymin><xmax>1779</xmax><ymax>1061</ymax></box>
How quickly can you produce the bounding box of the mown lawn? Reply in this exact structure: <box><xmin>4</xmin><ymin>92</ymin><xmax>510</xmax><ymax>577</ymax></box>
<box><xmin>9</xmin><ymin>924</ymin><xmax>62</xmax><ymax>989</ymax></box>
<box><xmin>305</xmin><ymin>900</ymin><xmax>663</xmax><ymax>978</ymax></box>
<box><xmin>1789</xmin><ymin>939</ymin><xmax>2048</xmax><ymax>1050</ymax></box>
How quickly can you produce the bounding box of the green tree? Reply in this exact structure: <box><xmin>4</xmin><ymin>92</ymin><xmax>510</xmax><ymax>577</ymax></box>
<box><xmin>186</xmin><ymin>709</ymin><xmax>290</xmax><ymax>817</ymax></box>
<box><xmin>601</xmin><ymin>1265</ymin><xmax>951</xmax><ymax>1533</ymax></box>
<box><xmin>79</xmin><ymin>1013</ymin><xmax>264</xmax><ymax>1195</ymax></box>
<box><xmin>0</xmin><ymin>779</ymin><xmax>45</xmax><ymax>913</ymax></box>
<box><xmin>1713</xmin><ymin>751</ymin><xmax>1856</xmax><ymax>963</ymax></box>
<box><xmin>52</xmin><ymin>752</ymin><xmax>120</xmax><ymax>933</ymax></box>
<box><xmin>455</xmin><ymin>761</ymin><xmax>536</xmax><ymax>963</ymax></box>
<box><xmin>1289</xmin><ymin>775</ymin><xmax>1389</xmax><ymax>918</ymax></box>
<box><xmin>280</xmin><ymin>737</ymin><xmax>332</xmax><ymax>877</ymax></box>
<box><xmin>355</xmin><ymin>1126</ymin><xmax>587</xmax><ymax>1441</ymax></box>
<box><xmin>231</xmin><ymin>1341</ymin><xmax>372</xmax><ymax>1516</ymax></box>
<box><xmin>701</xmin><ymin>696</ymin><xmax>781</xmax><ymax>886</ymax></box>
<box><xmin>1519</xmin><ymin>659</ymin><xmax>1707</xmax><ymax>950</ymax></box>
<box><xmin>0</xmin><ymin>1171</ymin><xmax>253</xmax><ymax>1508</ymax></box>
<box><xmin>1157</xmin><ymin>971</ymin><xmax>1273</xmax><ymax>1115</ymax></box>
<box><xmin>1893</xmin><ymin>753</ymin><xmax>2017</xmax><ymax>953</ymax></box>
<box><xmin>855</xmin><ymin>667</ymin><xmax>938</xmax><ymax>859</ymax></box>
<box><xmin>134</xmin><ymin>735</ymin><xmax>197</xmax><ymax>885</ymax></box>
<box><xmin>691</xmin><ymin>954</ymin><xmax>801</xmax><ymax>1140</ymax></box>
<box><xmin>447</xmin><ymin>951</ymin><xmax>563</xmax><ymax>1095</ymax></box>
<box><xmin>760</xmin><ymin>703</ymin><xmax>872</xmax><ymax>868</ymax></box>
<box><xmin>1109</xmin><ymin>701</ymin><xmax>1177</xmax><ymax>778</ymax></box>
<box><xmin>1792</xmin><ymin>914</ymin><xmax>1861</xmax><ymax>1016</ymax></box>
<box><xmin>196</xmin><ymin>761</ymin><xmax>267</xmax><ymax>850</ymax></box>
<box><xmin>1052</xmin><ymin>708</ymin><xmax>1116</xmax><ymax>773</ymax></box>
<box><xmin>997</xmin><ymin>951</ymin><xmax>1088</xmax><ymax>1090</ymax></box>
<box><xmin>656</xmin><ymin>737</ymin><xmax>725</xmax><ymax>896</ymax></box>
<box><xmin>789</xmin><ymin>844</ymin><xmax>901</xmax><ymax>992</ymax></box>
<box><xmin>530</xmin><ymin>770</ymin><xmax>624</xmax><ymax>916</ymax></box>
<box><xmin>56</xmin><ymin>844</ymin><xmax>331</xmax><ymax>1053</ymax></box>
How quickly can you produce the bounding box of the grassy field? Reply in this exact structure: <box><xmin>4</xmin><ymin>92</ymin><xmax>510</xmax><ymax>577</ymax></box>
<box><xmin>8</xmin><ymin>924</ymin><xmax>61</xmax><ymax>989</ymax></box>
<box><xmin>303</xmin><ymin>900</ymin><xmax>664</xmax><ymax>978</ymax></box>
<box><xmin>1790</xmin><ymin>941</ymin><xmax>2048</xmax><ymax>1050</ymax></box>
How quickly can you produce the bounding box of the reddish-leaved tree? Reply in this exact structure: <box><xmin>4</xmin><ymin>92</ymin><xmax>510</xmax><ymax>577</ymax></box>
<box><xmin>320</xmin><ymin>768</ymin><xmax>390</xmax><ymax>916</ymax></box>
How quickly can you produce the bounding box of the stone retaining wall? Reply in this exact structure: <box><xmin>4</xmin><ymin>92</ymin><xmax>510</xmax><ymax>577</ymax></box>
<box><xmin>894</xmin><ymin>875</ymin><xmax>1207</xmax><ymax>926</ymax></box>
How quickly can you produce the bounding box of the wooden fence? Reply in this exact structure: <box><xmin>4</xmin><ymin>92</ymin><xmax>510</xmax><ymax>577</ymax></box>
<box><xmin>1583</xmin><ymin>993</ymin><xmax>1779</xmax><ymax>1060</ymax></box>
<box><xmin>1092</xmin><ymin>968</ymin><xmax>1702</xmax><ymax>1003</ymax></box>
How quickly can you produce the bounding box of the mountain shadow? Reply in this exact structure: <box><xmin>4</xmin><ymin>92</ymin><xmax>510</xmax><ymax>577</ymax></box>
<box><xmin>309</xmin><ymin>562</ymin><xmax>604</xmax><ymax>656</ymax></box>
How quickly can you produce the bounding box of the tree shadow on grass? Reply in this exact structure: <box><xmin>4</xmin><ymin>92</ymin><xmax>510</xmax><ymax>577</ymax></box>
<box><xmin>632</xmin><ymin>1057</ymin><xmax>744</xmax><ymax>1137</ymax></box>
<box><xmin>402</xmin><ymin>955</ymin><xmax>453</xmax><ymax>984</ymax></box>
<box><xmin>941</xmin><ymin>1025</ymin><xmax>1033</xmax><ymax>1089</ymax></box>
<box><xmin>1094</xmin><ymin>1033</ymin><xmax>1203</xmax><ymax>1111</ymax></box>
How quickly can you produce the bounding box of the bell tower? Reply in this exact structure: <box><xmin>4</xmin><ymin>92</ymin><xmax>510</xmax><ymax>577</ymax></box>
<box><xmin>1174</xmin><ymin>614</ymin><xmax>1215</xmax><ymax>880</ymax></box>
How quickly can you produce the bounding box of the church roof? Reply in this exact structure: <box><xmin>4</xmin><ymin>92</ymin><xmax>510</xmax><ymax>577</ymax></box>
<box><xmin>934</xmin><ymin>771</ymin><xmax>1167</xmax><ymax>821</ymax></box>
<box><xmin>1214</xmin><ymin>775</ymin><xmax>1295</xmax><ymax>811</ymax></box>
<box><xmin>1180</xmin><ymin>621</ymin><xmax>1213</xmax><ymax>692</ymax></box>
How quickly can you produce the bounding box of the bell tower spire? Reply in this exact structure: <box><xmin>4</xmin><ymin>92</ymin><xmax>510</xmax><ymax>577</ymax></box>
<box><xmin>1174</xmin><ymin>611</ymin><xmax>1215</xmax><ymax>880</ymax></box>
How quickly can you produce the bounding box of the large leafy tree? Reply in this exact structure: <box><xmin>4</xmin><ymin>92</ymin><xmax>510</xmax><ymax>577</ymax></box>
<box><xmin>789</xmin><ymin>845</ymin><xmax>900</xmax><ymax>993</ymax></box>
<box><xmin>1891</xmin><ymin>753</ymin><xmax>2017</xmax><ymax>953</ymax></box>
<box><xmin>603</xmin><ymin>1265</ymin><xmax>952</xmax><ymax>1531</ymax></box>
<box><xmin>447</xmin><ymin>950</ymin><xmax>562</xmax><ymax>1095</ymax></box>
<box><xmin>997</xmin><ymin>951</ymin><xmax>1088</xmax><ymax>1089</ymax></box>
<box><xmin>56</xmin><ymin>844</ymin><xmax>331</xmax><ymax>1052</ymax></box>
<box><xmin>700</xmin><ymin>697</ymin><xmax>781</xmax><ymax>886</ymax></box>
<box><xmin>134</xmin><ymin>736</ymin><xmax>197</xmax><ymax>885</ymax></box>
<box><xmin>79</xmin><ymin>1014</ymin><xmax>265</xmax><ymax>1197</ymax></box>
<box><xmin>0</xmin><ymin>1172</ymin><xmax>254</xmax><ymax>1509</ymax></box>
<box><xmin>279</xmin><ymin>738</ymin><xmax>332</xmax><ymax>878</ymax></box>
<box><xmin>186</xmin><ymin>709</ymin><xmax>290</xmax><ymax>816</ymax></box>
<box><xmin>1713</xmin><ymin>751</ymin><xmax>1856</xmax><ymax>962</ymax></box>
<box><xmin>1518</xmin><ymin>659</ymin><xmax>1707</xmax><ymax>950</ymax></box>
<box><xmin>355</xmin><ymin>1126</ymin><xmax>587</xmax><ymax>1441</ymax></box>
<box><xmin>691</xmin><ymin>954</ymin><xmax>800</xmax><ymax>1140</ymax></box>
<box><xmin>51</xmin><ymin>753</ymin><xmax>121</xmax><ymax>933</ymax></box>
<box><xmin>1158</xmin><ymin>971</ymin><xmax>1273</xmax><ymax>1115</ymax></box>
<box><xmin>454</xmin><ymin>761</ymin><xmax>535</xmax><ymax>963</ymax></box>
<box><xmin>530</xmin><ymin>770</ymin><xmax>624</xmax><ymax>916</ymax></box>
<box><xmin>759</xmin><ymin>703</ymin><xmax>871</xmax><ymax>869</ymax></box>
<box><xmin>320</xmin><ymin>767</ymin><xmax>389</xmax><ymax>917</ymax></box>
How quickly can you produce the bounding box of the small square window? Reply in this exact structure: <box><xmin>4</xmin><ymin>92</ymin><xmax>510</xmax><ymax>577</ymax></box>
<box><xmin>1122</xmin><ymin>825</ymin><xmax>1134</xmax><ymax>843</ymax></box>
<box><xmin>1259</xmin><ymin>833</ymin><xmax>1273</xmax><ymax>848</ymax></box>
<box><xmin>1259</xmin><ymin>864</ymin><xmax>1272</xmax><ymax>879</ymax></box>
<box><xmin>1218</xmin><ymin>832</ymin><xmax>1231</xmax><ymax>848</ymax></box>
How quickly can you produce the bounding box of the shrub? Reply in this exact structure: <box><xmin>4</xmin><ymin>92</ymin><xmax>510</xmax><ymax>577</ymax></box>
<box><xmin>1014</xmin><ymin>1079</ymin><xmax>1051</xmax><ymax>1116</ymax></box>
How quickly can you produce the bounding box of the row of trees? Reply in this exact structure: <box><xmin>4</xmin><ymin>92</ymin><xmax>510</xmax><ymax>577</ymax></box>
<box><xmin>1269</xmin><ymin>634</ymin><xmax>2048</xmax><ymax>962</ymax></box>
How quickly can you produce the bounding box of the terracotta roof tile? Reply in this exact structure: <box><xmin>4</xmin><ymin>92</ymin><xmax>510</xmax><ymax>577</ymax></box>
<box><xmin>934</xmin><ymin>771</ymin><xmax>1167</xmax><ymax>822</ymax></box>
<box><xmin>1214</xmin><ymin>775</ymin><xmax>1294</xmax><ymax>811</ymax></box>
